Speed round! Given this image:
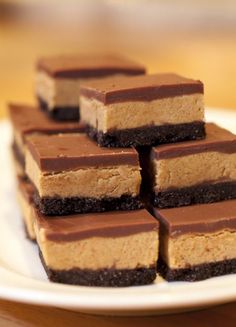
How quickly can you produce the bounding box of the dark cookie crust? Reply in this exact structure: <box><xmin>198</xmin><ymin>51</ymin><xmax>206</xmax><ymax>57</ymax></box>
<box><xmin>153</xmin><ymin>181</ymin><xmax>236</xmax><ymax>208</ymax></box>
<box><xmin>158</xmin><ymin>256</ymin><xmax>236</xmax><ymax>282</ymax></box>
<box><xmin>38</xmin><ymin>97</ymin><xmax>79</xmax><ymax>121</ymax></box>
<box><xmin>86</xmin><ymin>121</ymin><xmax>205</xmax><ymax>148</ymax></box>
<box><xmin>34</xmin><ymin>192</ymin><xmax>144</xmax><ymax>216</ymax></box>
<box><xmin>39</xmin><ymin>251</ymin><xmax>156</xmax><ymax>287</ymax></box>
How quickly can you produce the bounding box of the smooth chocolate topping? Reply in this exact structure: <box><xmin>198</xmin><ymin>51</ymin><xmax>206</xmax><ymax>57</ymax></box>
<box><xmin>33</xmin><ymin>209</ymin><xmax>159</xmax><ymax>242</ymax></box>
<box><xmin>8</xmin><ymin>103</ymin><xmax>84</xmax><ymax>141</ymax></box>
<box><xmin>154</xmin><ymin>200</ymin><xmax>236</xmax><ymax>236</ymax></box>
<box><xmin>152</xmin><ymin>123</ymin><xmax>236</xmax><ymax>160</ymax></box>
<box><xmin>37</xmin><ymin>54</ymin><xmax>145</xmax><ymax>78</ymax></box>
<box><xmin>26</xmin><ymin>134</ymin><xmax>139</xmax><ymax>172</ymax></box>
<box><xmin>18</xmin><ymin>177</ymin><xmax>34</xmax><ymax>203</ymax></box>
<box><xmin>80</xmin><ymin>73</ymin><xmax>203</xmax><ymax>104</ymax></box>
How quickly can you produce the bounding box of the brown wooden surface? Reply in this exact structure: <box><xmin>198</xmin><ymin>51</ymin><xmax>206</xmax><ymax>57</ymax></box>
<box><xmin>0</xmin><ymin>299</ymin><xmax>235</xmax><ymax>327</ymax></box>
<box><xmin>1</xmin><ymin>4</ymin><xmax>236</xmax><ymax>325</ymax></box>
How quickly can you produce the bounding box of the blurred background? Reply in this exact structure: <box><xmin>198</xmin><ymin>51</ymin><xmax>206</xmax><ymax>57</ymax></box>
<box><xmin>1</xmin><ymin>0</ymin><xmax>236</xmax><ymax>118</ymax></box>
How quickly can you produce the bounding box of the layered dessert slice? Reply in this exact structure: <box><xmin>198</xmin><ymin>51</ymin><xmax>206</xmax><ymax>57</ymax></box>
<box><xmin>17</xmin><ymin>177</ymin><xmax>36</xmax><ymax>241</ymax></box>
<box><xmin>36</xmin><ymin>54</ymin><xmax>145</xmax><ymax>121</ymax></box>
<box><xmin>34</xmin><ymin>209</ymin><xmax>159</xmax><ymax>287</ymax></box>
<box><xmin>26</xmin><ymin>134</ymin><xmax>143</xmax><ymax>216</ymax></box>
<box><xmin>80</xmin><ymin>73</ymin><xmax>205</xmax><ymax>147</ymax></box>
<box><xmin>149</xmin><ymin>123</ymin><xmax>236</xmax><ymax>208</ymax></box>
<box><xmin>8</xmin><ymin>103</ymin><xmax>85</xmax><ymax>176</ymax></box>
<box><xmin>155</xmin><ymin>200</ymin><xmax>236</xmax><ymax>281</ymax></box>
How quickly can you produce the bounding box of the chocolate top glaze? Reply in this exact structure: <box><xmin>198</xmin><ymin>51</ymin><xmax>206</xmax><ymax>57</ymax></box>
<box><xmin>80</xmin><ymin>73</ymin><xmax>203</xmax><ymax>104</ymax></box>
<box><xmin>8</xmin><ymin>103</ymin><xmax>84</xmax><ymax>141</ymax></box>
<box><xmin>33</xmin><ymin>209</ymin><xmax>159</xmax><ymax>242</ymax></box>
<box><xmin>154</xmin><ymin>200</ymin><xmax>236</xmax><ymax>237</ymax></box>
<box><xmin>37</xmin><ymin>54</ymin><xmax>146</xmax><ymax>78</ymax></box>
<box><xmin>152</xmin><ymin>123</ymin><xmax>236</xmax><ymax>160</ymax></box>
<box><xmin>18</xmin><ymin>177</ymin><xmax>34</xmax><ymax>203</ymax></box>
<box><xmin>26</xmin><ymin>134</ymin><xmax>139</xmax><ymax>172</ymax></box>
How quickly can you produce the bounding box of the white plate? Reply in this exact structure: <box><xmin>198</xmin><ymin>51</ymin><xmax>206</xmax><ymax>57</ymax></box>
<box><xmin>0</xmin><ymin>108</ymin><xmax>236</xmax><ymax>316</ymax></box>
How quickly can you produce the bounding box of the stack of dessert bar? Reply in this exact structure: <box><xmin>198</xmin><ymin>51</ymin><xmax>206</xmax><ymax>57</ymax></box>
<box><xmin>8</xmin><ymin>53</ymin><xmax>236</xmax><ymax>287</ymax></box>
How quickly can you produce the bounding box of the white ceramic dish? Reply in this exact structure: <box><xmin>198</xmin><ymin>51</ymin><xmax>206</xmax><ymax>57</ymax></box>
<box><xmin>0</xmin><ymin>108</ymin><xmax>236</xmax><ymax>316</ymax></box>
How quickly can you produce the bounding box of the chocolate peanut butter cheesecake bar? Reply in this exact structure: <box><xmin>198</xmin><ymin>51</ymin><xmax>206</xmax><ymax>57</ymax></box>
<box><xmin>8</xmin><ymin>103</ymin><xmax>85</xmax><ymax>176</ymax></box>
<box><xmin>36</xmin><ymin>54</ymin><xmax>145</xmax><ymax>121</ymax></box>
<box><xmin>80</xmin><ymin>73</ymin><xmax>205</xmax><ymax>147</ymax></box>
<box><xmin>149</xmin><ymin>123</ymin><xmax>236</xmax><ymax>208</ymax></box>
<box><xmin>17</xmin><ymin>177</ymin><xmax>36</xmax><ymax>241</ymax></box>
<box><xmin>26</xmin><ymin>134</ymin><xmax>143</xmax><ymax>216</ymax></box>
<box><xmin>34</xmin><ymin>209</ymin><xmax>159</xmax><ymax>286</ymax></box>
<box><xmin>155</xmin><ymin>200</ymin><xmax>236</xmax><ymax>281</ymax></box>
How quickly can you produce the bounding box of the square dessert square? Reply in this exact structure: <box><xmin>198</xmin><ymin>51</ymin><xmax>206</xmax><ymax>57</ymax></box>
<box><xmin>36</xmin><ymin>54</ymin><xmax>145</xmax><ymax>121</ymax></box>
<box><xmin>17</xmin><ymin>177</ymin><xmax>36</xmax><ymax>241</ymax></box>
<box><xmin>34</xmin><ymin>208</ymin><xmax>159</xmax><ymax>287</ymax></box>
<box><xmin>25</xmin><ymin>134</ymin><xmax>143</xmax><ymax>216</ymax></box>
<box><xmin>80</xmin><ymin>73</ymin><xmax>205</xmax><ymax>147</ymax></box>
<box><xmin>154</xmin><ymin>200</ymin><xmax>236</xmax><ymax>281</ymax></box>
<box><xmin>8</xmin><ymin>103</ymin><xmax>85</xmax><ymax>176</ymax></box>
<box><xmin>149</xmin><ymin>123</ymin><xmax>236</xmax><ymax>208</ymax></box>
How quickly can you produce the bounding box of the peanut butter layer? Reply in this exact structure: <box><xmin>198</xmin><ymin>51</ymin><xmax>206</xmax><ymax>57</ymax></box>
<box><xmin>80</xmin><ymin>94</ymin><xmax>204</xmax><ymax>132</ymax></box>
<box><xmin>26</xmin><ymin>134</ymin><xmax>139</xmax><ymax>172</ymax></box>
<box><xmin>36</xmin><ymin>54</ymin><xmax>146</xmax><ymax>78</ymax></box>
<box><xmin>34</xmin><ymin>209</ymin><xmax>159</xmax><ymax>270</ymax></box>
<box><xmin>80</xmin><ymin>73</ymin><xmax>203</xmax><ymax>104</ymax></box>
<box><xmin>155</xmin><ymin>201</ymin><xmax>236</xmax><ymax>269</ymax></box>
<box><xmin>152</xmin><ymin>123</ymin><xmax>236</xmax><ymax>190</ymax></box>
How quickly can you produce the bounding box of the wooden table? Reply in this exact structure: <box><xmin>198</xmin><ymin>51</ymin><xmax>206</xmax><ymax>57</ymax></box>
<box><xmin>1</xmin><ymin>8</ymin><xmax>236</xmax><ymax>326</ymax></box>
<box><xmin>0</xmin><ymin>299</ymin><xmax>235</xmax><ymax>327</ymax></box>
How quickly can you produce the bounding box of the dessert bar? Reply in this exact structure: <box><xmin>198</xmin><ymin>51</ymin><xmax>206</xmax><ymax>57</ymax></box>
<box><xmin>80</xmin><ymin>73</ymin><xmax>205</xmax><ymax>147</ymax></box>
<box><xmin>26</xmin><ymin>134</ymin><xmax>143</xmax><ymax>215</ymax></box>
<box><xmin>36</xmin><ymin>54</ymin><xmax>145</xmax><ymax>121</ymax></box>
<box><xmin>149</xmin><ymin>123</ymin><xmax>236</xmax><ymax>208</ymax></box>
<box><xmin>155</xmin><ymin>200</ymin><xmax>236</xmax><ymax>281</ymax></box>
<box><xmin>34</xmin><ymin>209</ymin><xmax>159</xmax><ymax>286</ymax></box>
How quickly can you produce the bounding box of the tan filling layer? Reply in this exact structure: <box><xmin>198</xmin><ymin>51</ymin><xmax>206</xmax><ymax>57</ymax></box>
<box><xmin>26</xmin><ymin>150</ymin><xmax>141</xmax><ymax>198</ymax></box>
<box><xmin>80</xmin><ymin>94</ymin><xmax>204</xmax><ymax>133</ymax></box>
<box><xmin>161</xmin><ymin>230</ymin><xmax>236</xmax><ymax>269</ymax></box>
<box><xmin>35</xmin><ymin>72</ymin><xmax>128</xmax><ymax>109</ymax></box>
<box><xmin>153</xmin><ymin>151</ymin><xmax>236</xmax><ymax>191</ymax></box>
<box><xmin>36</xmin><ymin>227</ymin><xmax>158</xmax><ymax>270</ymax></box>
<box><xmin>16</xmin><ymin>189</ymin><xmax>35</xmax><ymax>240</ymax></box>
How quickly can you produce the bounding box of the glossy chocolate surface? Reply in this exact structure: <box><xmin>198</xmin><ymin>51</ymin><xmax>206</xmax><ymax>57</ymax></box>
<box><xmin>34</xmin><ymin>209</ymin><xmax>159</xmax><ymax>242</ymax></box>
<box><xmin>8</xmin><ymin>103</ymin><xmax>84</xmax><ymax>140</ymax></box>
<box><xmin>26</xmin><ymin>134</ymin><xmax>139</xmax><ymax>171</ymax></box>
<box><xmin>80</xmin><ymin>73</ymin><xmax>203</xmax><ymax>104</ymax></box>
<box><xmin>152</xmin><ymin>123</ymin><xmax>236</xmax><ymax>160</ymax></box>
<box><xmin>37</xmin><ymin>54</ymin><xmax>145</xmax><ymax>78</ymax></box>
<box><xmin>154</xmin><ymin>200</ymin><xmax>236</xmax><ymax>236</ymax></box>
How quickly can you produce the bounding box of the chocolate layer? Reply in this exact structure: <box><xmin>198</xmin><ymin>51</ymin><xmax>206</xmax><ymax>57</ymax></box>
<box><xmin>34</xmin><ymin>208</ymin><xmax>157</xmax><ymax>242</ymax></box>
<box><xmin>34</xmin><ymin>193</ymin><xmax>144</xmax><ymax>217</ymax></box>
<box><xmin>153</xmin><ymin>181</ymin><xmax>236</xmax><ymax>209</ymax></box>
<box><xmin>87</xmin><ymin>121</ymin><xmax>205</xmax><ymax>148</ymax></box>
<box><xmin>37</xmin><ymin>54</ymin><xmax>145</xmax><ymax>78</ymax></box>
<box><xmin>27</xmin><ymin>134</ymin><xmax>139</xmax><ymax>172</ymax></box>
<box><xmin>152</xmin><ymin>123</ymin><xmax>236</xmax><ymax>160</ymax></box>
<box><xmin>154</xmin><ymin>199</ymin><xmax>236</xmax><ymax>237</ymax></box>
<box><xmin>38</xmin><ymin>97</ymin><xmax>79</xmax><ymax>121</ymax></box>
<box><xmin>80</xmin><ymin>73</ymin><xmax>203</xmax><ymax>104</ymax></box>
<box><xmin>158</xmin><ymin>256</ymin><xmax>236</xmax><ymax>282</ymax></box>
<box><xmin>39</xmin><ymin>250</ymin><xmax>156</xmax><ymax>286</ymax></box>
<box><xmin>18</xmin><ymin>176</ymin><xmax>34</xmax><ymax>204</ymax></box>
<box><xmin>8</xmin><ymin>103</ymin><xmax>84</xmax><ymax>140</ymax></box>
